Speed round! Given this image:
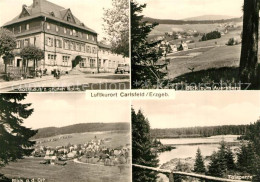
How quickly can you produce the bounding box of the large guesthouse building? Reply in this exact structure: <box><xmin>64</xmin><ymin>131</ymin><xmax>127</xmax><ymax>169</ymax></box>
<box><xmin>1</xmin><ymin>0</ymin><xmax>127</xmax><ymax>74</ymax></box>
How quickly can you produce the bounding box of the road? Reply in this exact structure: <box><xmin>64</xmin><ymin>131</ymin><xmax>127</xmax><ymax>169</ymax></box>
<box><xmin>0</xmin><ymin>73</ymin><xmax>130</xmax><ymax>92</ymax></box>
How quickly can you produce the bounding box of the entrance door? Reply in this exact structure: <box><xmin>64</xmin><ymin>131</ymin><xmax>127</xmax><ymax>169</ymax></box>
<box><xmin>17</xmin><ymin>59</ymin><xmax>22</xmax><ymax>67</ymax></box>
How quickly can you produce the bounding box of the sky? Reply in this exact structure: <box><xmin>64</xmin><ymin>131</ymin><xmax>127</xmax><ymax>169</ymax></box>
<box><xmin>132</xmin><ymin>92</ymin><xmax>260</xmax><ymax>129</ymax></box>
<box><xmin>22</xmin><ymin>93</ymin><xmax>130</xmax><ymax>129</ymax></box>
<box><xmin>136</xmin><ymin>0</ymin><xmax>244</xmax><ymax>20</ymax></box>
<box><xmin>0</xmin><ymin>0</ymin><xmax>113</xmax><ymax>40</ymax></box>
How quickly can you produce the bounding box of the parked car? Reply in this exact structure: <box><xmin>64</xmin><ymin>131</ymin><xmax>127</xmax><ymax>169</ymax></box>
<box><xmin>115</xmin><ymin>64</ymin><xmax>130</xmax><ymax>74</ymax></box>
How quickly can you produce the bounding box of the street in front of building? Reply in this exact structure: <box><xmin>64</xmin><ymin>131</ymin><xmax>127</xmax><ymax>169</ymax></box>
<box><xmin>0</xmin><ymin>72</ymin><xmax>130</xmax><ymax>92</ymax></box>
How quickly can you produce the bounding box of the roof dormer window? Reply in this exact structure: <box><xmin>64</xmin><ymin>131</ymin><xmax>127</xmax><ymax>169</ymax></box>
<box><xmin>26</xmin><ymin>24</ymin><xmax>29</xmax><ymax>31</ymax></box>
<box><xmin>67</xmin><ymin>14</ymin><xmax>71</xmax><ymax>22</ymax></box>
<box><xmin>46</xmin><ymin>23</ymin><xmax>50</xmax><ymax>30</ymax></box>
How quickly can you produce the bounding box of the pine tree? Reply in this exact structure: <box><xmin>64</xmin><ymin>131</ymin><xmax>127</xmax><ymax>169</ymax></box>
<box><xmin>217</xmin><ymin>140</ymin><xmax>227</xmax><ymax>174</ymax></box>
<box><xmin>0</xmin><ymin>93</ymin><xmax>37</xmax><ymax>167</ymax></box>
<box><xmin>194</xmin><ymin>148</ymin><xmax>206</xmax><ymax>174</ymax></box>
<box><xmin>225</xmin><ymin>146</ymin><xmax>236</xmax><ymax>170</ymax></box>
<box><xmin>132</xmin><ymin>108</ymin><xmax>159</xmax><ymax>182</ymax></box>
<box><xmin>237</xmin><ymin>143</ymin><xmax>249</xmax><ymax>172</ymax></box>
<box><xmin>131</xmin><ymin>1</ymin><xmax>168</xmax><ymax>89</ymax></box>
<box><xmin>207</xmin><ymin>151</ymin><xmax>224</xmax><ymax>177</ymax></box>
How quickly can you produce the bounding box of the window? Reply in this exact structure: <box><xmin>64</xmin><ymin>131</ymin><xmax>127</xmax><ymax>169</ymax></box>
<box><xmin>86</xmin><ymin>34</ymin><xmax>89</xmax><ymax>40</ymax></box>
<box><xmin>24</xmin><ymin>39</ymin><xmax>29</xmax><ymax>47</ymax></box>
<box><xmin>92</xmin><ymin>36</ymin><xmax>95</xmax><ymax>41</ymax></box>
<box><xmin>55</xmin><ymin>39</ymin><xmax>62</xmax><ymax>48</ymax></box>
<box><xmin>86</xmin><ymin>46</ymin><xmax>91</xmax><ymax>53</ymax></box>
<box><xmin>62</xmin><ymin>56</ymin><xmax>70</xmax><ymax>66</ymax></box>
<box><xmin>64</xmin><ymin>28</ymin><xmax>67</xmax><ymax>34</ymax></box>
<box><xmin>16</xmin><ymin>41</ymin><xmax>21</xmax><ymax>49</ymax></box>
<box><xmin>70</xmin><ymin>42</ymin><xmax>75</xmax><ymax>51</ymax></box>
<box><xmin>92</xmin><ymin>47</ymin><xmax>96</xmax><ymax>54</ymax></box>
<box><xmin>56</xmin><ymin>25</ymin><xmax>59</xmax><ymax>32</ymax></box>
<box><xmin>81</xmin><ymin>45</ymin><xmax>85</xmax><ymax>52</ymax></box>
<box><xmin>46</xmin><ymin>23</ymin><xmax>50</xmax><ymax>30</ymax></box>
<box><xmin>79</xmin><ymin>58</ymin><xmax>86</xmax><ymax>68</ymax></box>
<box><xmin>98</xmin><ymin>59</ymin><xmax>101</xmax><ymax>67</ymax></box>
<box><xmin>26</xmin><ymin>24</ymin><xmax>29</xmax><ymax>31</ymax></box>
<box><xmin>64</xmin><ymin>40</ymin><xmax>69</xmax><ymax>49</ymax></box>
<box><xmin>19</xmin><ymin>26</ymin><xmax>21</xmax><ymax>33</ymax></box>
<box><xmin>79</xmin><ymin>32</ymin><xmax>82</xmax><ymax>38</ymax></box>
<box><xmin>67</xmin><ymin>14</ymin><xmax>71</xmax><ymax>22</ymax></box>
<box><xmin>90</xmin><ymin>59</ymin><xmax>95</xmax><ymax>68</ymax></box>
<box><xmin>73</xmin><ymin>29</ymin><xmax>76</xmax><ymax>36</ymax></box>
<box><xmin>69</xmin><ymin>29</ymin><xmax>72</xmax><ymax>35</ymax></box>
<box><xmin>48</xmin><ymin>54</ymin><xmax>57</xmax><ymax>65</ymax></box>
<box><xmin>76</xmin><ymin>44</ymin><xmax>80</xmax><ymax>51</ymax></box>
<box><xmin>47</xmin><ymin>37</ymin><xmax>53</xmax><ymax>46</ymax></box>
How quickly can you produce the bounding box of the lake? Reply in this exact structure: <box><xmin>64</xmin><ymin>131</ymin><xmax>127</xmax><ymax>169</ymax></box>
<box><xmin>158</xmin><ymin>135</ymin><xmax>240</xmax><ymax>165</ymax></box>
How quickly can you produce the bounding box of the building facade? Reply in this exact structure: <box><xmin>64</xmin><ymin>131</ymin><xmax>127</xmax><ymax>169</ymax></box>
<box><xmin>1</xmin><ymin>0</ymin><xmax>127</xmax><ymax>74</ymax></box>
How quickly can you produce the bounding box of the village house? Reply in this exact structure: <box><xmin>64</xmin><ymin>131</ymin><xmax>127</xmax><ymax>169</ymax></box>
<box><xmin>0</xmin><ymin>0</ymin><xmax>127</xmax><ymax>75</ymax></box>
<box><xmin>170</xmin><ymin>44</ymin><xmax>178</xmax><ymax>52</ymax></box>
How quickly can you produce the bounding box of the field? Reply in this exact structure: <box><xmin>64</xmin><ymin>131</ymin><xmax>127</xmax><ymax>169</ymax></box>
<box><xmin>166</xmin><ymin>45</ymin><xmax>241</xmax><ymax>79</ymax></box>
<box><xmin>0</xmin><ymin>158</ymin><xmax>130</xmax><ymax>182</ymax></box>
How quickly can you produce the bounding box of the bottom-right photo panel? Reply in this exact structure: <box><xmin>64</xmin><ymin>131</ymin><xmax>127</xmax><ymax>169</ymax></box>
<box><xmin>132</xmin><ymin>92</ymin><xmax>260</xmax><ymax>182</ymax></box>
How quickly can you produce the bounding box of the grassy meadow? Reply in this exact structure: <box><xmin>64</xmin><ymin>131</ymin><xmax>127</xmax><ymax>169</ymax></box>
<box><xmin>0</xmin><ymin>158</ymin><xmax>130</xmax><ymax>182</ymax></box>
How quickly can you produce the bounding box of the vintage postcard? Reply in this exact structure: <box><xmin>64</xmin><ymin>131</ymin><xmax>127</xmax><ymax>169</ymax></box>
<box><xmin>0</xmin><ymin>0</ymin><xmax>129</xmax><ymax>92</ymax></box>
<box><xmin>131</xmin><ymin>0</ymin><xmax>260</xmax><ymax>90</ymax></box>
<box><xmin>0</xmin><ymin>93</ymin><xmax>131</xmax><ymax>182</ymax></box>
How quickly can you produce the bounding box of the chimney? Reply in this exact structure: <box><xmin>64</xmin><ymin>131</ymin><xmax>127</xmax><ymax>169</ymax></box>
<box><xmin>33</xmin><ymin>0</ymin><xmax>41</xmax><ymax>8</ymax></box>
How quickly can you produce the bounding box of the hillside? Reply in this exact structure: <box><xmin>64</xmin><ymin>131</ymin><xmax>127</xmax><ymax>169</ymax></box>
<box><xmin>32</xmin><ymin>122</ymin><xmax>130</xmax><ymax>139</ymax></box>
<box><xmin>183</xmin><ymin>15</ymin><xmax>237</xmax><ymax>21</ymax></box>
<box><xmin>143</xmin><ymin>16</ymin><xmax>242</xmax><ymax>25</ymax></box>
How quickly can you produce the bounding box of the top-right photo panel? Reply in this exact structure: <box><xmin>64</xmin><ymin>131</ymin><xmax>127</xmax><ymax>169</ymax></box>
<box><xmin>131</xmin><ymin>0</ymin><xmax>259</xmax><ymax>90</ymax></box>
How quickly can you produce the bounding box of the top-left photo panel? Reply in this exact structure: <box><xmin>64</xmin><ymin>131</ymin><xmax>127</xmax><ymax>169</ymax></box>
<box><xmin>0</xmin><ymin>0</ymin><xmax>130</xmax><ymax>92</ymax></box>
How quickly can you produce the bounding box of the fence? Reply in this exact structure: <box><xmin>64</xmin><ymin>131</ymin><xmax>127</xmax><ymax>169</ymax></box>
<box><xmin>132</xmin><ymin>164</ymin><xmax>251</xmax><ymax>182</ymax></box>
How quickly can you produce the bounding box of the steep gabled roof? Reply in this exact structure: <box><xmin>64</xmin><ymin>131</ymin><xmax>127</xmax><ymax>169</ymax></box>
<box><xmin>3</xmin><ymin>0</ymin><xmax>96</xmax><ymax>34</ymax></box>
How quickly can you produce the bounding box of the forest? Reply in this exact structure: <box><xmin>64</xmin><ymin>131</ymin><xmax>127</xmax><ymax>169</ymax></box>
<box><xmin>143</xmin><ymin>17</ymin><xmax>242</xmax><ymax>25</ymax></box>
<box><xmin>151</xmin><ymin>125</ymin><xmax>249</xmax><ymax>138</ymax></box>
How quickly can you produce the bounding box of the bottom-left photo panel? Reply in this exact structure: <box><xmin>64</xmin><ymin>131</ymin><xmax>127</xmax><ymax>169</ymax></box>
<box><xmin>0</xmin><ymin>93</ymin><xmax>131</xmax><ymax>182</ymax></box>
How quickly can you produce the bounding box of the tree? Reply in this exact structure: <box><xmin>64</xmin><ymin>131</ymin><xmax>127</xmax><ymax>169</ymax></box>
<box><xmin>194</xmin><ymin>148</ymin><xmax>206</xmax><ymax>174</ymax></box>
<box><xmin>3</xmin><ymin>52</ymin><xmax>15</xmax><ymax>74</ymax></box>
<box><xmin>207</xmin><ymin>151</ymin><xmax>224</xmax><ymax>177</ymax></box>
<box><xmin>239</xmin><ymin>0</ymin><xmax>260</xmax><ymax>88</ymax></box>
<box><xmin>132</xmin><ymin>108</ymin><xmax>159</xmax><ymax>182</ymax></box>
<box><xmin>240</xmin><ymin>119</ymin><xmax>260</xmax><ymax>181</ymax></box>
<box><xmin>0</xmin><ymin>28</ymin><xmax>16</xmax><ymax>73</ymax></box>
<box><xmin>131</xmin><ymin>1</ymin><xmax>168</xmax><ymax>89</ymax></box>
<box><xmin>217</xmin><ymin>140</ymin><xmax>228</xmax><ymax>174</ymax></box>
<box><xmin>20</xmin><ymin>45</ymin><xmax>44</xmax><ymax>76</ymax></box>
<box><xmin>0</xmin><ymin>93</ymin><xmax>37</xmax><ymax>167</ymax></box>
<box><xmin>103</xmin><ymin>0</ymin><xmax>129</xmax><ymax>57</ymax></box>
<box><xmin>72</xmin><ymin>55</ymin><xmax>83</xmax><ymax>68</ymax></box>
<box><xmin>225</xmin><ymin>146</ymin><xmax>235</xmax><ymax>170</ymax></box>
